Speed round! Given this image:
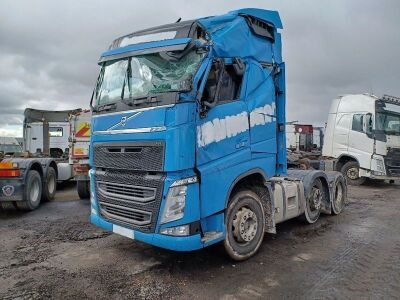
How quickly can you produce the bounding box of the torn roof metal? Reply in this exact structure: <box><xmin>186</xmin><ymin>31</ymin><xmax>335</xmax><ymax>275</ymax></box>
<box><xmin>100</xmin><ymin>8</ymin><xmax>283</xmax><ymax>64</ymax></box>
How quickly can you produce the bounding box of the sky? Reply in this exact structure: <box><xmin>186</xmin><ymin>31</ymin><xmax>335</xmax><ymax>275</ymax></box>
<box><xmin>0</xmin><ymin>0</ymin><xmax>399</xmax><ymax>137</ymax></box>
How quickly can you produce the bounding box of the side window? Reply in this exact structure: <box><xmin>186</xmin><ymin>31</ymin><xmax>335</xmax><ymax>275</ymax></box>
<box><xmin>352</xmin><ymin>114</ymin><xmax>364</xmax><ymax>132</ymax></box>
<box><xmin>201</xmin><ymin>60</ymin><xmax>244</xmax><ymax>105</ymax></box>
<box><xmin>216</xmin><ymin>65</ymin><xmax>243</xmax><ymax>102</ymax></box>
<box><xmin>201</xmin><ymin>64</ymin><xmax>218</xmax><ymax>103</ymax></box>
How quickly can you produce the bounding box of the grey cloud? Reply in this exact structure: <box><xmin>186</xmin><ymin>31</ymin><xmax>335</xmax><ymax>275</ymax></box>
<box><xmin>0</xmin><ymin>0</ymin><xmax>399</xmax><ymax>136</ymax></box>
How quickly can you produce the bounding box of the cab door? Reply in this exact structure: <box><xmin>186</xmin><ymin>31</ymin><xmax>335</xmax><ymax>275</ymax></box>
<box><xmin>347</xmin><ymin>113</ymin><xmax>374</xmax><ymax>170</ymax></box>
<box><xmin>196</xmin><ymin>58</ymin><xmax>250</xmax><ymax>165</ymax></box>
<box><xmin>195</xmin><ymin>58</ymin><xmax>250</xmax><ymax>216</ymax></box>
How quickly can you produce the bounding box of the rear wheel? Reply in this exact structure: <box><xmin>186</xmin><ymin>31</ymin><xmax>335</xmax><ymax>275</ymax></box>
<box><xmin>42</xmin><ymin>167</ymin><xmax>57</xmax><ymax>201</ymax></box>
<box><xmin>341</xmin><ymin>161</ymin><xmax>366</xmax><ymax>185</ymax></box>
<box><xmin>332</xmin><ymin>176</ymin><xmax>346</xmax><ymax>215</ymax></box>
<box><xmin>77</xmin><ymin>180</ymin><xmax>90</xmax><ymax>199</ymax></box>
<box><xmin>302</xmin><ymin>178</ymin><xmax>323</xmax><ymax>224</ymax></box>
<box><xmin>224</xmin><ymin>190</ymin><xmax>265</xmax><ymax>261</ymax></box>
<box><xmin>16</xmin><ymin>170</ymin><xmax>42</xmax><ymax>211</ymax></box>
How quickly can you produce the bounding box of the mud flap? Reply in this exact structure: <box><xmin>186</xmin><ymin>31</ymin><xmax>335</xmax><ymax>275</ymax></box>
<box><xmin>287</xmin><ymin>169</ymin><xmax>331</xmax><ymax>215</ymax></box>
<box><xmin>261</xmin><ymin>183</ymin><xmax>276</xmax><ymax>234</ymax></box>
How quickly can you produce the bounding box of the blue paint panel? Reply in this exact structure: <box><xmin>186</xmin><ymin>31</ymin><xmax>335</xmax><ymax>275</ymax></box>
<box><xmin>245</xmin><ymin>61</ymin><xmax>277</xmax><ymax>154</ymax></box>
<box><xmin>198</xmin><ymin>152</ymin><xmax>275</xmax><ymax>217</ymax></box>
<box><xmin>101</xmin><ymin>38</ymin><xmax>191</xmax><ymax>58</ymax></box>
<box><xmin>196</xmin><ymin>100</ymin><xmax>250</xmax><ymax>165</ymax></box>
<box><xmin>92</xmin><ymin>106</ymin><xmax>167</xmax><ymax>132</ymax></box>
<box><xmin>200</xmin><ymin>17</ymin><xmax>274</xmax><ymax>63</ymax></box>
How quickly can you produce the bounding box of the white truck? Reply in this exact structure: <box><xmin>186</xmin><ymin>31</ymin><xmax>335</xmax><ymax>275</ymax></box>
<box><xmin>24</xmin><ymin>122</ymin><xmax>69</xmax><ymax>157</ymax></box>
<box><xmin>322</xmin><ymin>94</ymin><xmax>400</xmax><ymax>185</ymax></box>
<box><xmin>69</xmin><ymin>110</ymin><xmax>91</xmax><ymax>199</ymax></box>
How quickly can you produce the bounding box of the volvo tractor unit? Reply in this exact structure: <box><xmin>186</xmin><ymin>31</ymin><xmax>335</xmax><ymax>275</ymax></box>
<box><xmin>89</xmin><ymin>9</ymin><xmax>346</xmax><ymax>260</ymax></box>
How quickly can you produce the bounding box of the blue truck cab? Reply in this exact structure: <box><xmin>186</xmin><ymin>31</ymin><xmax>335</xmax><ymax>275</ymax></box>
<box><xmin>90</xmin><ymin>8</ymin><xmax>346</xmax><ymax>260</ymax></box>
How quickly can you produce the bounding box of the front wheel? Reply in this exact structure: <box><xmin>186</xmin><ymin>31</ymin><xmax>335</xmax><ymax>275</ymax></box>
<box><xmin>224</xmin><ymin>190</ymin><xmax>265</xmax><ymax>261</ymax></box>
<box><xmin>341</xmin><ymin>161</ymin><xmax>366</xmax><ymax>185</ymax></box>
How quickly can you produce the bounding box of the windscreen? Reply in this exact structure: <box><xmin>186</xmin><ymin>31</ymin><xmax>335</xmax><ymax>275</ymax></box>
<box><xmin>376</xmin><ymin>112</ymin><xmax>400</xmax><ymax>136</ymax></box>
<box><xmin>94</xmin><ymin>50</ymin><xmax>204</xmax><ymax>107</ymax></box>
<box><xmin>0</xmin><ymin>144</ymin><xmax>22</xmax><ymax>153</ymax></box>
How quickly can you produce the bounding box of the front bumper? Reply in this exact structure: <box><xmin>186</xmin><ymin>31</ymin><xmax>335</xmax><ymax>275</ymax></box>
<box><xmin>0</xmin><ymin>178</ymin><xmax>24</xmax><ymax>201</ymax></box>
<box><xmin>368</xmin><ymin>174</ymin><xmax>399</xmax><ymax>181</ymax></box>
<box><xmin>91</xmin><ymin>213</ymin><xmax>203</xmax><ymax>251</ymax></box>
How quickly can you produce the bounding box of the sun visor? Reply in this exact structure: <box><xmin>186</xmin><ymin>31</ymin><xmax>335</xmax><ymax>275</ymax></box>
<box><xmin>99</xmin><ymin>38</ymin><xmax>192</xmax><ymax>64</ymax></box>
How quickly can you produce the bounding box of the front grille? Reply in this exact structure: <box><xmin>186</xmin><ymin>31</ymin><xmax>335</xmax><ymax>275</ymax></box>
<box><xmin>93</xmin><ymin>141</ymin><xmax>164</xmax><ymax>171</ymax></box>
<box><xmin>95</xmin><ymin>170</ymin><xmax>165</xmax><ymax>233</ymax></box>
<box><xmin>97</xmin><ymin>181</ymin><xmax>156</xmax><ymax>203</ymax></box>
<box><xmin>385</xmin><ymin>148</ymin><xmax>400</xmax><ymax>177</ymax></box>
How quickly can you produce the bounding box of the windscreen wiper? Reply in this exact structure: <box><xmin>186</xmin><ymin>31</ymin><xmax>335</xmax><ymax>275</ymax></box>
<box><xmin>93</xmin><ymin>103</ymin><xmax>117</xmax><ymax>113</ymax></box>
<box><xmin>121</xmin><ymin>95</ymin><xmax>151</xmax><ymax>106</ymax></box>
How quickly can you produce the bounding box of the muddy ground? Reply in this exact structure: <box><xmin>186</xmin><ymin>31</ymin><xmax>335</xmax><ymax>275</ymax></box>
<box><xmin>1</xmin><ymin>181</ymin><xmax>399</xmax><ymax>299</ymax></box>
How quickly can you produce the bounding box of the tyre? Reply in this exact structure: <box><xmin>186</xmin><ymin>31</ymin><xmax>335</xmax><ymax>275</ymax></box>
<box><xmin>77</xmin><ymin>180</ymin><xmax>90</xmax><ymax>199</ymax></box>
<box><xmin>302</xmin><ymin>178</ymin><xmax>323</xmax><ymax>224</ymax></box>
<box><xmin>16</xmin><ymin>170</ymin><xmax>42</xmax><ymax>211</ymax></box>
<box><xmin>224</xmin><ymin>190</ymin><xmax>265</xmax><ymax>261</ymax></box>
<box><xmin>331</xmin><ymin>175</ymin><xmax>346</xmax><ymax>215</ymax></box>
<box><xmin>42</xmin><ymin>167</ymin><xmax>57</xmax><ymax>202</ymax></box>
<box><xmin>341</xmin><ymin>161</ymin><xmax>366</xmax><ymax>185</ymax></box>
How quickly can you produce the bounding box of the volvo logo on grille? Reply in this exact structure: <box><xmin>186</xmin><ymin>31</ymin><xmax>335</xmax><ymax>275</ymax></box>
<box><xmin>107</xmin><ymin>112</ymin><xmax>143</xmax><ymax>131</ymax></box>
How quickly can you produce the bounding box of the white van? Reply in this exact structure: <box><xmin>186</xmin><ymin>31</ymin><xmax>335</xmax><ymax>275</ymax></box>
<box><xmin>322</xmin><ymin>94</ymin><xmax>400</xmax><ymax>184</ymax></box>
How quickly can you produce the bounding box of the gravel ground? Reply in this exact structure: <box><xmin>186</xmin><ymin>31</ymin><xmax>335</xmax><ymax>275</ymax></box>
<box><xmin>0</xmin><ymin>181</ymin><xmax>399</xmax><ymax>299</ymax></box>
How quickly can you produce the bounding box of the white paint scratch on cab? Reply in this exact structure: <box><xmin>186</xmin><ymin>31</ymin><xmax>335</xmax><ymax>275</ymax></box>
<box><xmin>250</xmin><ymin>103</ymin><xmax>276</xmax><ymax>127</ymax></box>
<box><xmin>197</xmin><ymin>103</ymin><xmax>276</xmax><ymax>148</ymax></box>
<box><xmin>197</xmin><ymin>111</ymin><xmax>248</xmax><ymax>147</ymax></box>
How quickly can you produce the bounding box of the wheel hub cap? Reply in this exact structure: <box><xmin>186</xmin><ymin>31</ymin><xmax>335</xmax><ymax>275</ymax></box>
<box><xmin>311</xmin><ymin>188</ymin><xmax>322</xmax><ymax>211</ymax></box>
<box><xmin>347</xmin><ymin>167</ymin><xmax>359</xmax><ymax>180</ymax></box>
<box><xmin>232</xmin><ymin>207</ymin><xmax>258</xmax><ymax>243</ymax></box>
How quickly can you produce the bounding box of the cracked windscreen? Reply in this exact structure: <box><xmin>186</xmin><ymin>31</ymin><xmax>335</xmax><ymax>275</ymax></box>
<box><xmin>94</xmin><ymin>50</ymin><xmax>204</xmax><ymax>106</ymax></box>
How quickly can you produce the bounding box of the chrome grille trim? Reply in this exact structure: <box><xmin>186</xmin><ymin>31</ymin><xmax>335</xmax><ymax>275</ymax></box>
<box><xmin>97</xmin><ymin>181</ymin><xmax>156</xmax><ymax>203</ymax></box>
<box><xmin>99</xmin><ymin>201</ymin><xmax>152</xmax><ymax>226</ymax></box>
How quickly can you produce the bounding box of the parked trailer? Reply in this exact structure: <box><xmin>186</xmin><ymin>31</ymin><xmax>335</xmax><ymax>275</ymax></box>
<box><xmin>88</xmin><ymin>8</ymin><xmax>346</xmax><ymax>261</ymax></box>
<box><xmin>69</xmin><ymin>109</ymin><xmax>91</xmax><ymax>199</ymax></box>
<box><xmin>0</xmin><ymin>108</ymin><xmax>80</xmax><ymax>211</ymax></box>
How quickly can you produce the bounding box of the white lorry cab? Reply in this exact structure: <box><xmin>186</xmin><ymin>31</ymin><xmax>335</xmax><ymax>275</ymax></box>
<box><xmin>322</xmin><ymin>94</ymin><xmax>400</xmax><ymax>185</ymax></box>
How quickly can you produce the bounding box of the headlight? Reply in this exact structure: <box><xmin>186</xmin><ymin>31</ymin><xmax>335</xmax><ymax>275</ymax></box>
<box><xmin>160</xmin><ymin>225</ymin><xmax>189</xmax><ymax>236</ymax></box>
<box><xmin>160</xmin><ymin>176</ymin><xmax>197</xmax><ymax>224</ymax></box>
<box><xmin>371</xmin><ymin>156</ymin><xmax>385</xmax><ymax>175</ymax></box>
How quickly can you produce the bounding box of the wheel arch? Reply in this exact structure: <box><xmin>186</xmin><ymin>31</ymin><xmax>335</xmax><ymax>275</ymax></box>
<box><xmin>225</xmin><ymin>168</ymin><xmax>268</xmax><ymax>207</ymax></box>
<box><xmin>336</xmin><ymin>154</ymin><xmax>358</xmax><ymax>171</ymax></box>
<box><xmin>27</xmin><ymin>161</ymin><xmax>44</xmax><ymax>180</ymax></box>
<box><xmin>287</xmin><ymin>169</ymin><xmax>332</xmax><ymax>214</ymax></box>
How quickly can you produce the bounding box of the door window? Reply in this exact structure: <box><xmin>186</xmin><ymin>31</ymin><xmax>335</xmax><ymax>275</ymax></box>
<box><xmin>201</xmin><ymin>61</ymin><xmax>244</xmax><ymax>106</ymax></box>
<box><xmin>352</xmin><ymin>114</ymin><xmax>364</xmax><ymax>132</ymax></box>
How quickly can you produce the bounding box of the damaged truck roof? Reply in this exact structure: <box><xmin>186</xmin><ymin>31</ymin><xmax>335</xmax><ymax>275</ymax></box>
<box><xmin>100</xmin><ymin>8</ymin><xmax>282</xmax><ymax>64</ymax></box>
